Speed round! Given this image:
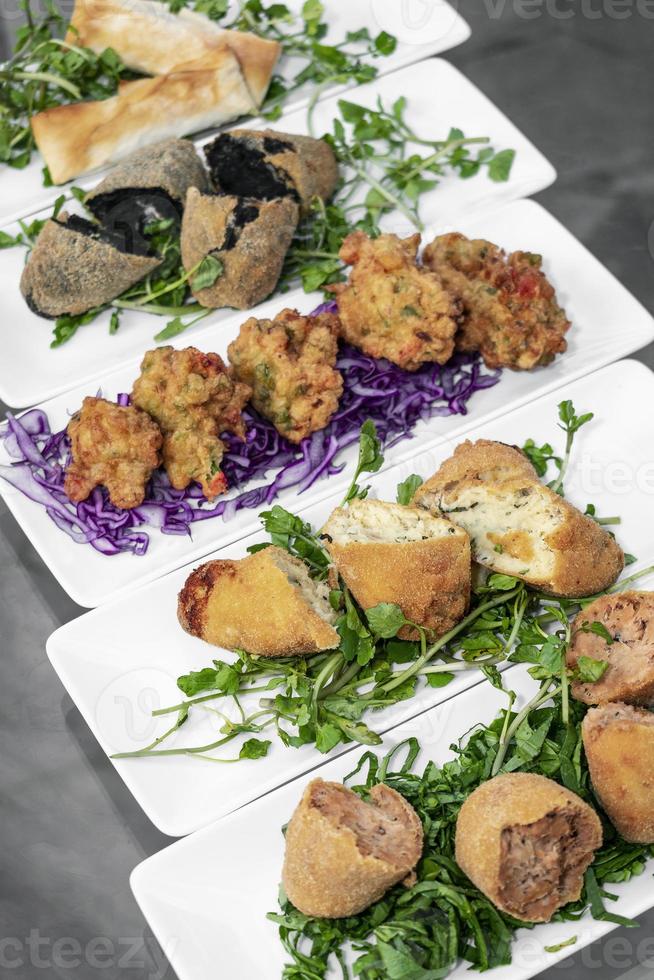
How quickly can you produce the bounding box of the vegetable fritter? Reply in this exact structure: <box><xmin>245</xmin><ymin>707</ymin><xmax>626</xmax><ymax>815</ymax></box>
<box><xmin>131</xmin><ymin>346</ymin><xmax>250</xmax><ymax>500</ymax></box>
<box><xmin>64</xmin><ymin>396</ymin><xmax>162</xmax><ymax>509</ymax></box>
<box><xmin>227</xmin><ymin>308</ymin><xmax>343</xmax><ymax>443</ymax></box>
<box><xmin>330</xmin><ymin>231</ymin><xmax>461</xmax><ymax>371</ymax></box>
<box><xmin>423</xmin><ymin>232</ymin><xmax>570</xmax><ymax>370</ymax></box>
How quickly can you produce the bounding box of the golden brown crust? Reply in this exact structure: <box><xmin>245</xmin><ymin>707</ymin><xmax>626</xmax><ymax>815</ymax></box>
<box><xmin>282</xmin><ymin>779</ymin><xmax>423</xmax><ymax>918</ymax></box>
<box><xmin>180</xmin><ymin>189</ymin><xmax>299</xmax><ymax>309</ymax></box>
<box><xmin>546</xmin><ymin>510</ymin><xmax>624</xmax><ymax>598</ymax></box>
<box><xmin>31</xmin><ymin>53</ymin><xmax>254</xmax><ymax>184</ymax></box>
<box><xmin>455</xmin><ymin>773</ymin><xmax>602</xmax><ymax>922</ymax></box>
<box><xmin>177</xmin><ymin>547</ymin><xmax>340</xmax><ymax>656</ymax></box>
<box><xmin>583</xmin><ymin>703</ymin><xmax>654</xmax><ymax>842</ymax></box>
<box><xmin>20</xmin><ymin>214</ymin><xmax>160</xmax><ymax>317</ymax></box>
<box><xmin>323</xmin><ymin>510</ymin><xmax>470</xmax><ymax>641</ymax></box>
<box><xmin>413</xmin><ymin>440</ymin><xmax>538</xmax><ymax>500</ymax></box>
<box><xmin>567</xmin><ymin>592</ymin><xmax>654</xmax><ymax>705</ymax></box>
<box><xmin>66</xmin><ymin>0</ymin><xmax>280</xmax><ymax>106</ymax></box>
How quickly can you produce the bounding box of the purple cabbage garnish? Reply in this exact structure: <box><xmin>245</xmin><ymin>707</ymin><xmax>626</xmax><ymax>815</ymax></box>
<box><xmin>0</xmin><ymin>306</ymin><xmax>500</xmax><ymax>557</ymax></box>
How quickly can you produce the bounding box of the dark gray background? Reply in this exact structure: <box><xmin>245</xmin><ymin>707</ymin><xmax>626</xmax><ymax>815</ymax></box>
<box><xmin>1</xmin><ymin>2</ymin><xmax>653</xmax><ymax>977</ymax></box>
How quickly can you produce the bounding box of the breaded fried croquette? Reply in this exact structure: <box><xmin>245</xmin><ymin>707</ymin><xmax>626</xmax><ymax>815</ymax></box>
<box><xmin>567</xmin><ymin>592</ymin><xmax>654</xmax><ymax>706</ymax></box>
<box><xmin>131</xmin><ymin>346</ymin><xmax>250</xmax><ymax>500</ymax></box>
<box><xmin>177</xmin><ymin>546</ymin><xmax>339</xmax><ymax>656</ymax></box>
<box><xmin>282</xmin><ymin>778</ymin><xmax>423</xmax><ymax>918</ymax></box>
<box><xmin>322</xmin><ymin>499</ymin><xmax>470</xmax><ymax>640</ymax></box>
<box><xmin>413</xmin><ymin>439</ymin><xmax>624</xmax><ymax>597</ymax></box>
<box><xmin>455</xmin><ymin>772</ymin><xmax>602</xmax><ymax>923</ymax></box>
<box><xmin>583</xmin><ymin>702</ymin><xmax>654</xmax><ymax>843</ymax></box>
<box><xmin>423</xmin><ymin>233</ymin><xmax>570</xmax><ymax>370</ymax></box>
<box><xmin>64</xmin><ymin>396</ymin><xmax>162</xmax><ymax>510</ymax></box>
<box><xmin>330</xmin><ymin>231</ymin><xmax>461</xmax><ymax>371</ymax></box>
<box><xmin>227</xmin><ymin>308</ymin><xmax>343</xmax><ymax>443</ymax></box>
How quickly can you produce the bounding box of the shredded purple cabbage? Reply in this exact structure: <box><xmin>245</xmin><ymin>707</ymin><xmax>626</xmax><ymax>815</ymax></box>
<box><xmin>0</xmin><ymin>303</ymin><xmax>500</xmax><ymax>556</ymax></box>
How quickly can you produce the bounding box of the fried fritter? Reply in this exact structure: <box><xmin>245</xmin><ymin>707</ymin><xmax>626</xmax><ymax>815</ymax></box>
<box><xmin>583</xmin><ymin>702</ymin><xmax>654</xmax><ymax>843</ymax></box>
<box><xmin>567</xmin><ymin>592</ymin><xmax>654</xmax><ymax>706</ymax></box>
<box><xmin>227</xmin><ymin>308</ymin><xmax>343</xmax><ymax>443</ymax></box>
<box><xmin>455</xmin><ymin>772</ymin><xmax>602</xmax><ymax>923</ymax></box>
<box><xmin>413</xmin><ymin>439</ymin><xmax>624</xmax><ymax>597</ymax></box>
<box><xmin>322</xmin><ymin>499</ymin><xmax>470</xmax><ymax>640</ymax></box>
<box><xmin>177</xmin><ymin>546</ymin><xmax>340</xmax><ymax>656</ymax></box>
<box><xmin>423</xmin><ymin>233</ymin><xmax>570</xmax><ymax>370</ymax></box>
<box><xmin>330</xmin><ymin>231</ymin><xmax>461</xmax><ymax>371</ymax></box>
<box><xmin>64</xmin><ymin>396</ymin><xmax>162</xmax><ymax>509</ymax></box>
<box><xmin>283</xmin><ymin>778</ymin><xmax>423</xmax><ymax>919</ymax></box>
<box><xmin>131</xmin><ymin>346</ymin><xmax>250</xmax><ymax>500</ymax></box>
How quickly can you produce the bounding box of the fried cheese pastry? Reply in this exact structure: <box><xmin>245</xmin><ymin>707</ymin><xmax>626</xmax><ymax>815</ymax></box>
<box><xmin>227</xmin><ymin>308</ymin><xmax>343</xmax><ymax>443</ymax></box>
<box><xmin>322</xmin><ymin>499</ymin><xmax>470</xmax><ymax>640</ymax></box>
<box><xmin>455</xmin><ymin>772</ymin><xmax>602</xmax><ymax>922</ymax></box>
<box><xmin>423</xmin><ymin>233</ymin><xmax>570</xmax><ymax>370</ymax></box>
<box><xmin>567</xmin><ymin>592</ymin><xmax>654</xmax><ymax>705</ymax></box>
<box><xmin>282</xmin><ymin>778</ymin><xmax>423</xmax><ymax>918</ymax></box>
<box><xmin>413</xmin><ymin>439</ymin><xmax>624</xmax><ymax>597</ymax></box>
<box><xmin>177</xmin><ymin>546</ymin><xmax>339</xmax><ymax>656</ymax></box>
<box><xmin>131</xmin><ymin>346</ymin><xmax>250</xmax><ymax>499</ymax></box>
<box><xmin>330</xmin><ymin>231</ymin><xmax>461</xmax><ymax>371</ymax></box>
<box><xmin>583</xmin><ymin>702</ymin><xmax>654</xmax><ymax>843</ymax></box>
<box><xmin>64</xmin><ymin>396</ymin><xmax>162</xmax><ymax>509</ymax></box>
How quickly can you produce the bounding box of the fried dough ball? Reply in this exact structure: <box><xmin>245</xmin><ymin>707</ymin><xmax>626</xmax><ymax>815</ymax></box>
<box><xmin>177</xmin><ymin>546</ymin><xmax>339</xmax><ymax>656</ymax></box>
<box><xmin>330</xmin><ymin>231</ymin><xmax>461</xmax><ymax>371</ymax></box>
<box><xmin>413</xmin><ymin>439</ymin><xmax>624</xmax><ymax>597</ymax></box>
<box><xmin>282</xmin><ymin>778</ymin><xmax>423</xmax><ymax>918</ymax></box>
<box><xmin>567</xmin><ymin>592</ymin><xmax>654</xmax><ymax>705</ymax></box>
<box><xmin>131</xmin><ymin>346</ymin><xmax>250</xmax><ymax>500</ymax></box>
<box><xmin>455</xmin><ymin>772</ymin><xmax>602</xmax><ymax>922</ymax></box>
<box><xmin>423</xmin><ymin>233</ymin><xmax>570</xmax><ymax>371</ymax></box>
<box><xmin>583</xmin><ymin>702</ymin><xmax>654</xmax><ymax>843</ymax></box>
<box><xmin>227</xmin><ymin>308</ymin><xmax>343</xmax><ymax>443</ymax></box>
<box><xmin>322</xmin><ymin>499</ymin><xmax>470</xmax><ymax>641</ymax></box>
<box><xmin>64</xmin><ymin>396</ymin><xmax>162</xmax><ymax>509</ymax></box>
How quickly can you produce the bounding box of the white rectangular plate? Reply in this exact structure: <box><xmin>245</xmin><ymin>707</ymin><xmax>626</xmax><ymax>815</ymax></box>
<box><xmin>4</xmin><ymin>199</ymin><xmax>653</xmax><ymax>607</ymax></box>
<box><xmin>0</xmin><ymin>57</ymin><xmax>555</xmax><ymax>408</ymax></box>
<box><xmin>130</xmin><ymin>663</ymin><xmax>654</xmax><ymax>980</ymax></box>
<box><xmin>46</xmin><ymin>359</ymin><xmax>654</xmax><ymax>837</ymax></box>
<box><xmin>0</xmin><ymin>1</ymin><xmax>470</xmax><ymax>226</ymax></box>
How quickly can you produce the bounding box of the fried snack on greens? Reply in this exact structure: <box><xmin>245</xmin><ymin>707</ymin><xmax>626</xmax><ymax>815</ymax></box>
<box><xmin>282</xmin><ymin>778</ymin><xmax>423</xmax><ymax>918</ymax></box>
<box><xmin>567</xmin><ymin>592</ymin><xmax>654</xmax><ymax>705</ymax></box>
<box><xmin>331</xmin><ymin>231</ymin><xmax>461</xmax><ymax>371</ymax></box>
<box><xmin>455</xmin><ymin>772</ymin><xmax>602</xmax><ymax>923</ymax></box>
<box><xmin>131</xmin><ymin>346</ymin><xmax>250</xmax><ymax>499</ymax></box>
<box><xmin>423</xmin><ymin>232</ymin><xmax>570</xmax><ymax>370</ymax></box>
<box><xmin>228</xmin><ymin>308</ymin><xmax>343</xmax><ymax>443</ymax></box>
<box><xmin>177</xmin><ymin>546</ymin><xmax>339</xmax><ymax>656</ymax></box>
<box><xmin>64</xmin><ymin>396</ymin><xmax>162</xmax><ymax>509</ymax></box>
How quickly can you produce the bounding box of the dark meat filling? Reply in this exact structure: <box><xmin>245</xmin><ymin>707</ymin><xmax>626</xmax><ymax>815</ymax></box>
<box><xmin>86</xmin><ymin>187</ymin><xmax>183</xmax><ymax>243</ymax></box>
<box><xmin>499</xmin><ymin>808</ymin><xmax>597</xmax><ymax>920</ymax></box>
<box><xmin>56</xmin><ymin>213</ymin><xmax>154</xmax><ymax>258</ymax></box>
<box><xmin>204</xmin><ymin>134</ymin><xmax>299</xmax><ymax>203</ymax></box>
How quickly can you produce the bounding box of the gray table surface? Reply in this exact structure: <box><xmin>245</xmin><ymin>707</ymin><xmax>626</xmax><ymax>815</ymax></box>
<box><xmin>1</xmin><ymin>3</ymin><xmax>653</xmax><ymax>978</ymax></box>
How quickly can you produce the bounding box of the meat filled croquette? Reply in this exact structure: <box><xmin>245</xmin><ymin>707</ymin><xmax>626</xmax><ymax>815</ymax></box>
<box><xmin>177</xmin><ymin>546</ymin><xmax>340</xmax><ymax>656</ymax></box>
<box><xmin>227</xmin><ymin>308</ymin><xmax>343</xmax><ymax>443</ymax></box>
<box><xmin>180</xmin><ymin>189</ymin><xmax>299</xmax><ymax>309</ymax></box>
<box><xmin>455</xmin><ymin>772</ymin><xmax>602</xmax><ymax>923</ymax></box>
<box><xmin>567</xmin><ymin>592</ymin><xmax>654</xmax><ymax>706</ymax></box>
<box><xmin>423</xmin><ymin>232</ymin><xmax>570</xmax><ymax>371</ymax></box>
<box><xmin>20</xmin><ymin>212</ymin><xmax>161</xmax><ymax>318</ymax></box>
<box><xmin>413</xmin><ymin>439</ymin><xmax>624</xmax><ymax>597</ymax></box>
<box><xmin>203</xmin><ymin>129</ymin><xmax>338</xmax><ymax>213</ymax></box>
<box><xmin>321</xmin><ymin>499</ymin><xmax>470</xmax><ymax>640</ymax></box>
<box><xmin>131</xmin><ymin>346</ymin><xmax>250</xmax><ymax>499</ymax></box>
<box><xmin>330</xmin><ymin>231</ymin><xmax>462</xmax><ymax>371</ymax></box>
<box><xmin>583</xmin><ymin>702</ymin><xmax>654</xmax><ymax>843</ymax></box>
<box><xmin>282</xmin><ymin>778</ymin><xmax>423</xmax><ymax>918</ymax></box>
<box><xmin>64</xmin><ymin>396</ymin><xmax>162</xmax><ymax>510</ymax></box>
